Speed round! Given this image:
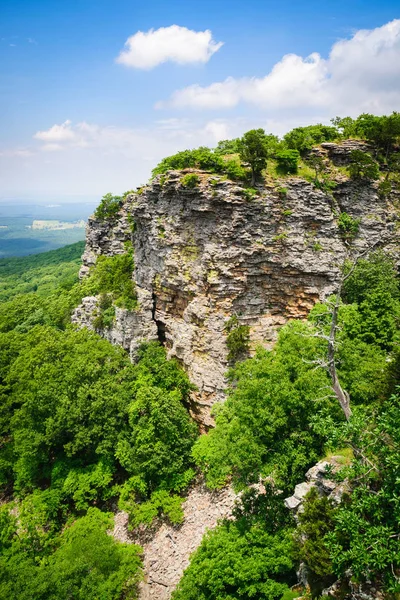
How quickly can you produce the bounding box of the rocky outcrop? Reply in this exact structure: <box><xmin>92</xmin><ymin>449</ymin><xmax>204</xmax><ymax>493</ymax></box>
<box><xmin>112</xmin><ymin>481</ymin><xmax>237</xmax><ymax>600</ymax></box>
<box><xmin>284</xmin><ymin>457</ymin><xmax>349</xmax><ymax>515</ymax></box>
<box><xmin>312</xmin><ymin>139</ymin><xmax>373</xmax><ymax>165</ymax></box>
<box><xmin>74</xmin><ymin>162</ymin><xmax>399</xmax><ymax>426</ymax></box>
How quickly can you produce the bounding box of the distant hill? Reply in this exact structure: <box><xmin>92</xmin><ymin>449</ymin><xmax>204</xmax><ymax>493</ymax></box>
<box><xmin>0</xmin><ymin>241</ymin><xmax>85</xmax><ymax>302</ymax></box>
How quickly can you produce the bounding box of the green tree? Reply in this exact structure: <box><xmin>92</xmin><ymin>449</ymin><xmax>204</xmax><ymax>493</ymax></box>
<box><xmin>275</xmin><ymin>149</ymin><xmax>300</xmax><ymax>175</ymax></box>
<box><xmin>237</xmin><ymin>129</ymin><xmax>276</xmax><ymax>186</ymax></box>
<box><xmin>283</xmin><ymin>125</ymin><xmax>338</xmax><ymax>155</ymax></box>
<box><xmin>348</xmin><ymin>150</ymin><xmax>380</xmax><ymax>180</ymax></box>
<box><xmin>325</xmin><ymin>396</ymin><xmax>400</xmax><ymax>594</ymax></box>
<box><xmin>172</xmin><ymin>487</ymin><xmax>295</xmax><ymax>600</ymax></box>
<box><xmin>0</xmin><ymin>507</ymin><xmax>142</xmax><ymax>600</ymax></box>
<box><xmin>193</xmin><ymin>321</ymin><xmax>335</xmax><ymax>492</ymax></box>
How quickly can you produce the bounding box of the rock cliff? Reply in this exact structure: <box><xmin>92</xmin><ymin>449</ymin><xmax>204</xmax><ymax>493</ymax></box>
<box><xmin>73</xmin><ymin>152</ymin><xmax>399</xmax><ymax>426</ymax></box>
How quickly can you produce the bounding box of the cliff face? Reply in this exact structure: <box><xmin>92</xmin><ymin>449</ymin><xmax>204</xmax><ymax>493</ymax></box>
<box><xmin>73</xmin><ymin>152</ymin><xmax>399</xmax><ymax>426</ymax></box>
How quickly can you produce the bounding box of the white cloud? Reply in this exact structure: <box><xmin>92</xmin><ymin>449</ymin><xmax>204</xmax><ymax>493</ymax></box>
<box><xmin>158</xmin><ymin>19</ymin><xmax>400</xmax><ymax>116</ymax></box>
<box><xmin>34</xmin><ymin>120</ymin><xmax>76</xmax><ymax>142</ymax></box>
<box><xmin>116</xmin><ymin>25</ymin><xmax>223</xmax><ymax>70</ymax></box>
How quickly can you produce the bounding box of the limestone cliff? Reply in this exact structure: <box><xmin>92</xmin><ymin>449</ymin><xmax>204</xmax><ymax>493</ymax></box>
<box><xmin>73</xmin><ymin>144</ymin><xmax>399</xmax><ymax>426</ymax></box>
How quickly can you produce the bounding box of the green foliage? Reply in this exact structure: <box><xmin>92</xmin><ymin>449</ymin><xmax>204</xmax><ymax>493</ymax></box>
<box><xmin>224</xmin><ymin>315</ymin><xmax>250</xmax><ymax>363</ymax></box>
<box><xmin>342</xmin><ymin>251</ymin><xmax>400</xmax><ymax>350</ymax></box>
<box><xmin>0</xmin><ymin>506</ymin><xmax>142</xmax><ymax>600</ymax></box>
<box><xmin>293</xmin><ymin>488</ymin><xmax>336</xmax><ymax>593</ymax></box>
<box><xmin>275</xmin><ymin>150</ymin><xmax>300</xmax><ymax>175</ymax></box>
<box><xmin>181</xmin><ymin>173</ymin><xmax>200</xmax><ymax>188</ymax></box>
<box><xmin>0</xmin><ymin>242</ymin><xmax>84</xmax><ymax>302</ymax></box>
<box><xmin>122</xmin><ymin>489</ymin><xmax>185</xmax><ymax>528</ymax></box>
<box><xmin>90</xmin><ymin>249</ymin><xmax>137</xmax><ymax>310</ymax></box>
<box><xmin>378</xmin><ymin>178</ymin><xmax>392</xmax><ymax>198</ymax></box>
<box><xmin>337</xmin><ymin>212</ymin><xmax>360</xmax><ymax>240</ymax></box>
<box><xmin>325</xmin><ymin>396</ymin><xmax>400</xmax><ymax>593</ymax></box>
<box><xmin>283</xmin><ymin>125</ymin><xmax>338</xmax><ymax>155</ymax></box>
<box><xmin>152</xmin><ymin>147</ymin><xmax>225</xmax><ymax>177</ymax></box>
<box><xmin>237</xmin><ymin>129</ymin><xmax>278</xmax><ymax>184</ymax></box>
<box><xmin>214</xmin><ymin>138</ymin><xmax>241</xmax><ymax>155</ymax></box>
<box><xmin>93</xmin><ymin>293</ymin><xmax>115</xmax><ymax>329</ymax></box>
<box><xmin>242</xmin><ymin>187</ymin><xmax>258</xmax><ymax>200</ymax></box>
<box><xmin>348</xmin><ymin>150</ymin><xmax>380</xmax><ymax>180</ymax></box>
<box><xmin>173</xmin><ymin>487</ymin><xmax>295</xmax><ymax>600</ymax></box>
<box><xmin>194</xmin><ymin>321</ymin><xmax>335</xmax><ymax>492</ymax></box>
<box><xmin>223</xmin><ymin>157</ymin><xmax>248</xmax><ymax>181</ymax></box>
<box><xmin>94</xmin><ymin>193</ymin><xmax>124</xmax><ymax>221</ymax></box>
<box><xmin>115</xmin><ymin>381</ymin><xmax>197</xmax><ymax>494</ymax></box>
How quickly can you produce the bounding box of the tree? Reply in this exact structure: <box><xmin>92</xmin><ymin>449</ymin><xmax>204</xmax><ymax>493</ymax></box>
<box><xmin>193</xmin><ymin>320</ymin><xmax>334</xmax><ymax>492</ymax></box>
<box><xmin>275</xmin><ymin>149</ymin><xmax>300</xmax><ymax>175</ymax></box>
<box><xmin>283</xmin><ymin>125</ymin><xmax>338</xmax><ymax>155</ymax></box>
<box><xmin>305</xmin><ymin>154</ymin><xmax>327</xmax><ymax>183</ymax></box>
<box><xmin>172</xmin><ymin>487</ymin><xmax>295</xmax><ymax>600</ymax></box>
<box><xmin>348</xmin><ymin>150</ymin><xmax>380</xmax><ymax>180</ymax></box>
<box><xmin>214</xmin><ymin>138</ymin><xmax>240</xmax><ymax>155</ymax></box>
<box><xmin>237</xmin><ymin>129</ymin><xmax>272</xmax><ymax>186</ymax></box>
<box><xmin>325</xmin><ymin>396</ymin><xmax>400</xmax><ymax>594</ymax></box>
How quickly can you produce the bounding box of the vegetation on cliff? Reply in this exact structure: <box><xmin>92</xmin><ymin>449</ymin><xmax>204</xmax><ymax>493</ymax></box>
<box><xmin>151</xmin><ymin>111</ymin><xmax>400</xmax><ymax>194</ymax></box>
<box><xmin>1</xmin><ymin>112</ymin><xmax>400</xmax><ymax>599</ymax></box>
<box><xmin>0</xmin><ymin>243</ymin><xmax>198</xmax><ymax>599</ymax></box>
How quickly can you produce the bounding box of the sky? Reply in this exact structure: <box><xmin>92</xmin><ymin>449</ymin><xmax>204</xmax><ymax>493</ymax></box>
<box><xmin>0</xmin><ymin>0</ymin><xmax>399</xmax><ymax>202</ymax></box>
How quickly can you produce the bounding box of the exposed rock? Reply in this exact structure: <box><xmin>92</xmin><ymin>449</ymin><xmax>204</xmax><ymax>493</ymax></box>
<box><xmin>311</xmin><ymin>139</ymin><xmax>373</xmax><ymax>165</ymax></box>
<box><xmin>74</xmin><ymin>159</ymin><xmax>399</xmax><ymax>426</ymax></box>
<box><xmin>284</xmin><ymin>456</ymin><xmax>349</xmax><ymax>515</ymax></box>
<box><xmin>111</xmin><ymin>480</ymin><xmax>237</xmax><ymax>600</ymax></box>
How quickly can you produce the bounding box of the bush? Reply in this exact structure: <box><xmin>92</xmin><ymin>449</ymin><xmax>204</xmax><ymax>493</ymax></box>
<box><xmin>172</xmin><ymin>521</ymin><xmax>295</xmax><ymax>600</ymax></box>
<box><xmin>90</xmin><ymin>250</ymin><xmax>137</xmax><ymax>311</ymax></box>
<box><xmin>193</xmin><ymin>321</ymin><xmax>334</xmax><ymax>492</ymax></box>
<box><xmin>348</xmin><ymin>150</ymin><xmax>380</xmax><ymax>180</ymax></box>
<box><xmin>224</xmin><ymin>315</ymin><xmax>250</xmax><ymax>362</ymax></box>
<box><xmin>93</xmin><ymin>193</ymin><xmax>123</xmax><ymax>221</ymax></box>
<box><xmin>275</xmin><ymin>150</ymin><xmax>300</xmax><ymax>174</ymax></box>
<box><xmin>283</xmin><ymin>125</ymin><xmax>338</xmax><ymax>155</ymax></box>
<box><xmin>293</xmin><ymin>487</ymin><xmax>336</xmax><ymax>594</ymax></box>
<box><xmin>181</xmin><ymin>173</ymin><xmax>200</xmax><ymax>188</ymax></box>
<box><xmin>224</xmin><ymin>158</ymin><xmax>248</xmax><ymax>181</ymax></box>
<box><xmin>92</xmin><ymin>293</ymin><xmax>115</xmax><ymax>329</ymax></box>
<box><xmin>152</xmin><ymin>148</ymin><xmax>224</xmax><ymax>177</ymax></box>
<box><xmin>337</xmin><ymin>212</ymin><xmax>360</xmax><ymax>240</ymax></box>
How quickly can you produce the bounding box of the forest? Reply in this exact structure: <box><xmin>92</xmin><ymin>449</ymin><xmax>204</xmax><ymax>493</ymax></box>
<box><xmin>0</xmin><ymin>112</ymin><xmax>400</xmax><ymax>599</ymax></box>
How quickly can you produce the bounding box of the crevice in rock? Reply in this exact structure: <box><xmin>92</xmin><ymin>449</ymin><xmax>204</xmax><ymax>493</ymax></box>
<box><xmin>152</xmin><ymin>291</ymin><xmax>166</xmax><ymax>345</ymax></box>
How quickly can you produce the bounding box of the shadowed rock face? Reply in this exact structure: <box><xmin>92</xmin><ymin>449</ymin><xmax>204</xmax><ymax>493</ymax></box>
<box><xmin>73</xmin><ymin>163</ymin><xmax>399</xmax><ymax>426</ymax></box>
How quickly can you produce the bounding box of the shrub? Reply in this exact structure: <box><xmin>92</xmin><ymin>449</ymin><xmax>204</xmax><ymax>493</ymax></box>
<box><xmin>242</xmin><ymin>187</ymin><xmax>258</xmax><ymax>200</ymax></box>
<box><xmin>90</xmin><ymin>250</ymin><xmax>137</xmax><ymax>310</ymax></box>
<box><xmin>337</xmin><ymin>212</ymin><xmax>360</xmax><ymax>240</ymax></box>
<box><xmin>293</xmin><ymin>487</ymin><xmax>336</xmax><ymax>595</ymax></box>
<box><xmin>276</xmin><ymin>149</ymin><xmax>300</xmax><ymax>174</ymax></box>
<box><xmin>224</xmin><ymin>315</ymin><xmax>250</xmax><ymax>363</ymax></box>
<box><xmin>348</xmin><ymin>150</ymin><xmax>380</xmax><ymax>180</ymax></box>
<box><xmin>92</xmin><ymin>293</ymin><xmax>115</xmax><ymax>329</ymax></box>
<box><xmin>152</xmin><ymin>148</ymin><xmax>224</xmax><ymax>177</ymax></box>
<box><xmin>224</xmin><ymin>158</ymin><xmax>248</xmax><ymax>181</ymax></box>
<box><xmin>181</xmin><ymin>173</ymin><xmax>200</xmax><ymax>188</ymax></box>
<box><xmin>93</xmin><ymin>193</ymin><xmax>123</xmax><ymax>221</ymax></box>
<box><xmin>284</xmin><ymin>125</ymin><xmax>338</xmax><ymax>155</ymax></box>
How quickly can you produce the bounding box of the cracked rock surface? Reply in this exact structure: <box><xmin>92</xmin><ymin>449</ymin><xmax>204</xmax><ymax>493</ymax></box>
<box><xmin>73</xmin><ymin>166</ymin><xmax>399</xmax><ymax>426</ymax></box>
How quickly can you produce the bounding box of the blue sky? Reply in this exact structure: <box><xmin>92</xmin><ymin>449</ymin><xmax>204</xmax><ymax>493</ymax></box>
<box><xmin>1</xmin><ymin>0</ymin><xmax>399</xmax><ymax>201</ymax></box>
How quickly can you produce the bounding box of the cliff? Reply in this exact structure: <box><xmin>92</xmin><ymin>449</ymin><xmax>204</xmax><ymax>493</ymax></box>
<box><xmin>73</xmin><ymin>144</ymin><xmax>399</xmax><ymax>427</ymax></box>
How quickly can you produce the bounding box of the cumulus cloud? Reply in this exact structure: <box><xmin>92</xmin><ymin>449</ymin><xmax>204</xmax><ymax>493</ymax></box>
<box><xmin>116</xmin><ymin>25</ymin><xmax>223</xmax><ymax>69</ymax></box>
<box><xmin>34</xmin><ymin>120</ymin><xmax>76</xmax><ymax>142</ymax></box>
<box><xmin>158</xmin><ymin>19</ymin><xmax>400</xmax><ymax>116</ymax></box>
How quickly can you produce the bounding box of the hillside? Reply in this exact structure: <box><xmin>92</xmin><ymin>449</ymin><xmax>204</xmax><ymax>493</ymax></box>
<box><xmin>0</xmin><ymin>241</ymin><xmax>84</xmax><ymax>302</ymax></box>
